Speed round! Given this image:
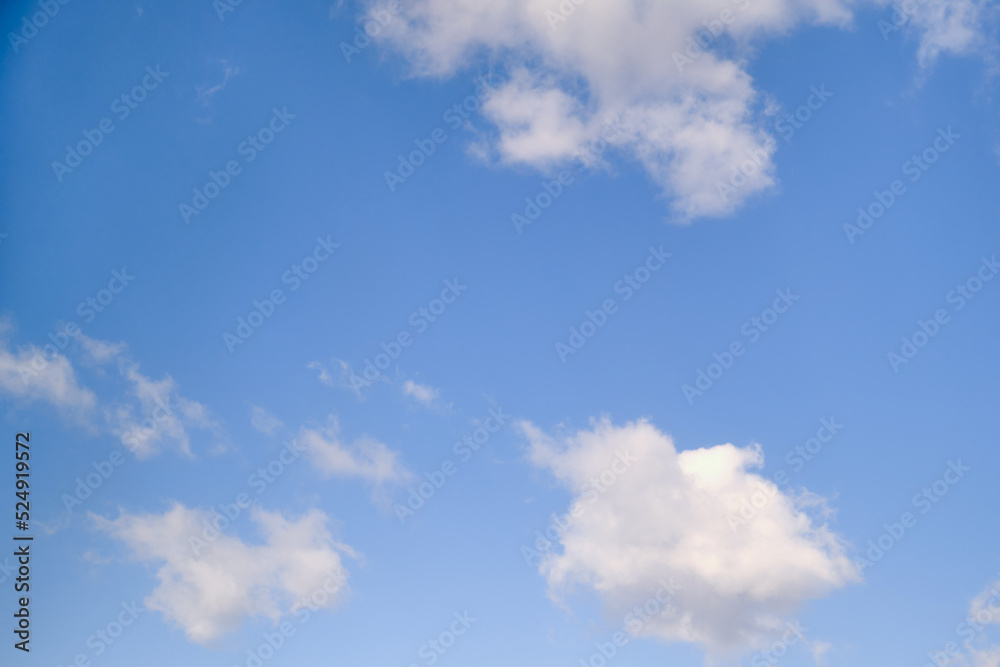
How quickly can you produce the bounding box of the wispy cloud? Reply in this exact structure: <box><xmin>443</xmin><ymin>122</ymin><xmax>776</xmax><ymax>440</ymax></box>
<box><xmin>402</xmin><ymin>379</ymin><xmax>440</xmax><ymax>407</ymax></box>
<box><xmin>0</xmin><ymin>335</ymin><xmax>97</xmax><ymax>416</ymax></box>
<box><xmin>249</xmin><ymin>404</ymin><xmax>285</xmax><ymax>436</ymax></box>
<box><xmin>196</xmin><ymin>61</ymin><xmax>240</xmax><ymax>106</ymax></box>
<box><xmin>0</xmin><ymin>325</ymin><xmax>223</xmax><ymax>458</ymax></box>
<box><xmin>299</xmin><ymin>416</ymin><xmax>412</xmax><ymax>489</ymax></box>
<box><xmin>78</xmin><ymin>335</ymin><xmax>224</xmax><ymax>458</ymax></box>
<box><xmin>308</xmin><ymin>358</ymin><xmax>366</xmax><ymax>394</ymax></box>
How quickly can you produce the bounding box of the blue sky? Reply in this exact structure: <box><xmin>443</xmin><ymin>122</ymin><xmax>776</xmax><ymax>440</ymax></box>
<box><xmin>2</xmin><ymin>0</ymin><xmax>1000</xmax><ymax>666</ymax></box>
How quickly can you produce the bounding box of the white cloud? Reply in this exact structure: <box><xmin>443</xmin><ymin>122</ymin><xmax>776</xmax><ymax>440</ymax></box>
<box><xmin>0</xmin><ymin>329</ymin><xmax>221</xmax><ymax>457</ymax></box>
<box><xmin>521</xmin><ymin>417</ymin><xmax>858</xmax><ymax>656</ymax></box>
<box><xmin>108</xmin><ymin>357</ymin><xmax>223</xmax><ymax>459</ymax></box>
<box><xmin>371</xmin><ymin>0</ymin><xmax>993</xmax><ymax>219</ymax></box>
<box><xmin>249</xmin><ymin>404</ymin><xmax>285</xmax><ymax>435</ymax></box>
<box><xmin>480</xmin><ymin>68</ymin><xmax>595</xmax><ymax>166</ymax></box>
<box><xmin>299</xmin><ymin>416</ymin><xmax>412</xmax><ymax>486</ymax></box>
<box><xmin>961</xmin><ymin>643</ymin><xmax>1000</xmax><ymax>667</ymax></box>
<box><xmin>970</xmin><ymin>648</ymin><xmax>1000</xmax><ymax>667</ymax></box>
<box><xmin>70</xmin><ymin>333</ymin><xmax>224</xmax><ymax>458</ymax></box>
<box><xmin>197</xmin><ymin>61</ymin><xmax>240</xmax><ymax>105</ymax></box>
<box><xmin>811</xmin><ymin>639</ymin><xmax>833</xmax><ymax>665</ymax></box>
<box><xmin>308</xmin><ymin>358</ymin><xmax>369</xmax><ymax>395</ymax></box>
<box><xmin>308</xmin><ymin>360</ymin><xmax>336</xmax><ymax>387</ymax></box>
<box><xmin>970</xmin><ymin>579</ymin><xmax>1000</xmax><ymax>625</ymax></box>
<box><xmin>78</xmin><ymin>336</ymin><xmax>126</xmax><ymax>364</ymax></box>
<box><xmin>93</xmin><ymin>504</ymin><xmax>352</xmax><ymax>645</ymax></box>
<box><xmin>370</xmin><ymin>0</ymin><xmax>850</xmax><ymax>219</ymax></box>
<box><xmin>402</xmin><ymin>379</ymin><xmax>440</xmax><ymax>406</ymax></box>
<box><xmin>944</xmin><ymin>578</ymin><xmax>1000</xmax><ymax>667</ymax></box>
<box><xmin>0</xmin><ymin>338</ymin><xmax>96</xmax><ymax>414</ymax></box>
<box><xmin>895</xmin><ymin>0</ymin><xmax>987</xmax><ymax>67</ymax></box>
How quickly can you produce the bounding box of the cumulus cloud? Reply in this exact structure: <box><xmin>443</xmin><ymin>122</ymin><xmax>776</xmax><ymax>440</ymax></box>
<box><xmin>370</xmin><ymin>0</ymin><xmax>993</xmax><ymax>219</ymax></box>
<box><xmin>299</xmin><ymin>416</ymin><xmax>412</xmax><ymax>487</ymax></box>
<box><xmin>94</xmin><ymin>504</ymin><xmax>352</xmax><ymax>645</ymax></box>
<box><xmin>369</xmin><ymin>0</ymin><xmax>848</xmax><ymax>219</ymax></box>
<box><xmin>0</xmin><ymin>337</ymin><xmax>96</xmax><ymax>414</ymax></box>
<box><xmin>521</xmin><ymin>416</ymin><xmax>858</xmax><ymax>655</ymax></box>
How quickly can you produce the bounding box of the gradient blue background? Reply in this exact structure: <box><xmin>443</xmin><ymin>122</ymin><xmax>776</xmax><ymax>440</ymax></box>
<box><xmin>1</xmin><ymin>1</ymin><xmax>998</xmax><ymax>666</ymax></box>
